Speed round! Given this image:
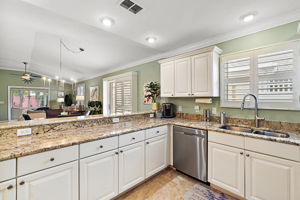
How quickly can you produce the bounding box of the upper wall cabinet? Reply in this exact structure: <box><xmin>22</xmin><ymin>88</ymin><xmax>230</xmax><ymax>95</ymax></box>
<box><xmin>160</xmin><ymin>46</ymin><xmax>222</xmax><ymax>97</ymax></box>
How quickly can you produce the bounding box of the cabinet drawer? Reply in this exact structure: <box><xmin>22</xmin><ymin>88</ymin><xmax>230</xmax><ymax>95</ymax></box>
<box><xmin>0</xmin><ymin>159</ymin><xmax>16</xmax><ymax>182</ymax></box>
<box><xmin>80</xmin><ymin>136</ymin><xmax>118</xmax><ymax>158</ymax></box>
<box><xmin>208</xmin><ymin>131</ymin><xmax>244</xmax><ymax>149</ymax></box>
<box><xmin>18</xmin><ymin>145</ymin><xmax>79</xmax><ymax>176</ymax></box>
<box><xmin>119</xmin><ymin>130</ymin><xmax>145</xmax><ymax>147</ymax></box>
<box><xmin>245</xmin><ymin>137</ymin><xmax>300</xmax><ymax>162</ymax></box>
<box><xmin>145</xmin><ymin>126</ymin><xmax>168</xmax><ymax>139</ymax></box>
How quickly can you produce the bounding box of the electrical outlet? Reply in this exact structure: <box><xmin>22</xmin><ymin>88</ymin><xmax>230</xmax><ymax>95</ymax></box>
<box><xmin>212</xmin><ymin>107</ymin><xmax>217</xmax><ymax>115</ymax></box>
<box><xmin>17</xmin><ymin>128</ymin><xmax>32</xmax><ymax>136</ymax></box>
<box><xmin>178</xmin><ymin>106</ymin><xmax>183</xmax><ymax>112</ymax></box>
<box><xmin>112</xmin><ymin>118</ymin><xmax>120</xmax><ymax>123</ymax></box>
<box><xmin>149</xmin><ymin>113</ymin><xmax>155</xmax><ymax>118</ymax></box>
<box><xmin>194</xmin><ymin>105</ymin><xmax>200</xmax><ymax>113</ymax></box>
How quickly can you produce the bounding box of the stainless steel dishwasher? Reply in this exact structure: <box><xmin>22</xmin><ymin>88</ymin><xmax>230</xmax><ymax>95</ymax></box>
<box><xmin>173</xmin><ymin>126</ymin><xmax>208</xmax><ymax>182</ymax></box>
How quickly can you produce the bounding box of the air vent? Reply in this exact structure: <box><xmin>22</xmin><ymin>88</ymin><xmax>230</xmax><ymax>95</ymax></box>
<box><xmin>129</xmin><ymin>4</ymin><xmax>143</xmax><ymax>14</ymax></box>
<box><xmin>120</xmin><ymin>0</ymin><xmax>134</xmax><ymax>9</ymax></box>
<box><xmin>120</xmin><ymin>0</ymin><xmax>143</xmax><ymax>14</ymax></box>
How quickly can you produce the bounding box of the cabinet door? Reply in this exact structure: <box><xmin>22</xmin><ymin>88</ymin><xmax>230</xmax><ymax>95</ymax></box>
<box><xmin>208</xmin><ymin>142</ymin><xmax>244</xmax><ymax>197</ymax></box>
<box><xmin>174</xmin><ymin>57</ymin><xmax>191</xmax><ymax>96</ymax></box>
<box><xmin>145</xmin><ymin>135</ymin><xmax>167</xmax><ymax>178</ymax></box>
<box><xmin>0</xmin><ymin>179</ymin><xmax>16</xmax><ymax>200</ymax></box>
<box><xmin>160</xmin><ymin>61</ymin><xmax>175</xmax><ymax>97</ymax></box>
<box><xmin>191</xmin><ymin>53</ymin><xmax>211</xmax><ymax>96</ymax></box>
<box><xmin>245</xmin><ymin>151</ymin><xmax>300</xmax><ymax>200</ymax></box>
<box><xmin>80</xmin><ymin>150</ymin><xmax>119</xmax><ymax>200</ymax></box>
<box><xmin>119</xmin><ymin>141</ymin><xmax>145</xmax><ymax>193</ymax></box>
<box><xmin>17</xmin><ymin>161</ymin><xmax>78</xmax><ymax>200</ymax></box>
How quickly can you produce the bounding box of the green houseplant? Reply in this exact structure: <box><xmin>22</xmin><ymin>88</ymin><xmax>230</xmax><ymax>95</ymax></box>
<box><xmin>144</xmin><ymin>81</ymin><xmax>160</xmax><ymax>111</ymax></box>
<box><xmin>88</xmin><ymin>101</ymin><xmax>103</xmax><ymax>115</ymax></box>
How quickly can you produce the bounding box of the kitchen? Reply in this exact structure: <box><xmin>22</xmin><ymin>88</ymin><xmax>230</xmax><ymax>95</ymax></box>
<box><xmin>1</xmin><ymin>0</ymin><xmax>300</xmax><ymax>200</ymax></box>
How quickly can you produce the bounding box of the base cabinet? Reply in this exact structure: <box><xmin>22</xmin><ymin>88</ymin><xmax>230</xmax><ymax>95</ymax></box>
<box><xmin>145</xmin><ymin>135</ymin><xmax>167</xmax><ymax>178</ymax></box>
<box><xmin>0</xmin><ymin>180</ymin><xmax>16</xmax><ymax>200</ymax></box>
<box><xmin>17</xmin><ymin>161</ymin><xmax>78</xmax><ymax>200</ymax></box>
<box><xmin>245</xmin><ymin>151</ymin><xmax>300</xmax><ymax>200</ymax></box>
<box><xmin>208</xmin><ymin>142</ymin><xmax>245</xmax><ymax>197</ymax></box>
<box><xmin>119</xmin><ymin>141</ymin><xmax>145</xmax><ymax>193</ymax></box>
<box><xmin>80</xmin><ymin>150</ymin><xmax>119</xmax><ymax>200</ymax></box>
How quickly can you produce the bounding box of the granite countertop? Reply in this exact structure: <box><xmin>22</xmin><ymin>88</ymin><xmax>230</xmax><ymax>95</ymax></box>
<box><xmin>0</xmin><ymin>118</ymin><xmax>299</xmax><ymax>161</ymax></box>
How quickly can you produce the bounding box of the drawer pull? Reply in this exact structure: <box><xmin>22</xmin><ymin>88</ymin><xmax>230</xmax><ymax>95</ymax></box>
<box><xmin>99</xmin><ymin>145</ymin><xmax>103</xmax><ymax>149</ymax></box>
<box><xmin>156</xmin><ymin>131</ymin><xmax>159</xmax><ymax>133</ymax></box>
<box><xmin>115</xmin><ymin>152</ymin><xmax>119</xmax><ymax>155</ymax></box>
<box><xmin>240</xmin><ymin>152</ymin><xmax>243</xmax><ymax>155</ymax></box>
<box><xmin>50</xmin><ymin>157</ymin><xmax>55</xmax><ymax>162</ymax></box>
<box><xmin>120</xmin><ymin>150</ymin><xmax>123</xmax><ymax>153</ymax></box>
<box><xmin>19</xmin><ymin>181</ymin><xmax>25</xmax><ymax>185</ymax></box>
<box><xmin>146</xmin><ymin>142</ymin><xmax>150</xmax><ymax>144</ymax></box>
<box><xmin>7</xmin><ymin>185</ymin><xmax>13</xmax><ymax>190</ymax></box>
<box><xmin>246</xmin><ymin>154</ymin><xmax>250</xmax><ymax>157</ymax></box>
<box><xmin>132</xmin><ymin>137</ymin><xmax>135</xmax><ymax>140</ymax></box>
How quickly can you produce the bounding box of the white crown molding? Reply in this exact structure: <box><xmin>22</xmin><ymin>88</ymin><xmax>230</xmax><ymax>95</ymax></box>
<box><xmin>79</xmin><ymin>9</ymin><xmax>300</xmax><ymax>82</ymax></box>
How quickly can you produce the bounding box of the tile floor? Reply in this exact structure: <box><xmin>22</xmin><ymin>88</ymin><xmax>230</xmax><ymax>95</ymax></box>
<box><xmin>115</xmin><ymin>168</ymin><xmax>237</xmax><ymax>200</ymax></box>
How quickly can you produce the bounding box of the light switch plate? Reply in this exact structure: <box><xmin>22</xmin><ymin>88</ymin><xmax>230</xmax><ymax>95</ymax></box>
<box><xmin>178</xmin><ymin>106</ymin><xmax>183</xmax><ymax>112</ymax></box>
<box><xmin>194</xmin><ymin>105</ymin><xmax>200</xmax><ymax>113</ymax></box>
<box><xmin>17</xmin><ymin>128</ymin><xmax>32</xmax><ymax>136</ymax></box>
<box><xmin>112</xmin><ymin>118</ymin><xmax>120</xmax><ymax>123</ymax></box>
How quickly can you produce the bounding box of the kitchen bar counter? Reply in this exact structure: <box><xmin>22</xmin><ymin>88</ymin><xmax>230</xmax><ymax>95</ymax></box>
<box><xmin>0</xmin><ymin>117</ymin><xmax>300</xmax><ymax>161</ymax></box>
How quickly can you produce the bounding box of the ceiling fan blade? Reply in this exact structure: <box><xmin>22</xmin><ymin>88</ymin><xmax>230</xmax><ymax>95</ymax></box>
<box><xmin>31</xmin><ymin>75</ymin><xmax>42</xmax><ymax>78</ymax></box>
<box><xmin>9</xmin><ymin>74</ymin><xmax>22</xmax><ymax>76</ymax></box>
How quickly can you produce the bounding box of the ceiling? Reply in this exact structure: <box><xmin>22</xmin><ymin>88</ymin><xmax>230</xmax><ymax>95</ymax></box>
<box><xmin>0</xmin><ymin>0</ymin><xmax>300</xmax><ymax>81</ymax></box>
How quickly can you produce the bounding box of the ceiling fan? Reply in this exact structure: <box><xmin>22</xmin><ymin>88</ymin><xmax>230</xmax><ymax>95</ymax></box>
<box><xmin>10</xmin><ymin>62</ymin><xmax>41</xmax><ymax>84</ymax></box>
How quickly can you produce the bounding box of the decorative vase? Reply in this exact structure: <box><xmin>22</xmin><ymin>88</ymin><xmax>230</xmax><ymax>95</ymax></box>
<box><xmin>151</xmin><ymin>102</ymin><xmax>159</xmax><ymax>111</ymax></box>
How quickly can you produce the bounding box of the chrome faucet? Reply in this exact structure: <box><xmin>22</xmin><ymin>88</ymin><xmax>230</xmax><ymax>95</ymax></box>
<box><xmin>241</xmin><ymin>94</ymin><xmax>265</xmax><ymax>128</ymax></box>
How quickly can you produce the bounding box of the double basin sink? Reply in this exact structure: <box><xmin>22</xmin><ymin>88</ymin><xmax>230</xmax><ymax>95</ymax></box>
<box><xmin>219</xmin><ymin>125</ymin><xmax>290</xmax><ymax>138</ymax></box>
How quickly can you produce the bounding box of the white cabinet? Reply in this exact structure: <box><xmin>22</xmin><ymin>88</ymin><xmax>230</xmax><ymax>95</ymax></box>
<box><xmin>0</xmin><ymin>179</ymin><xmax>16</xmax><ymax>200</ymax></box>
<box><xmin>245</xmin><ymin>151</ymin><xmax>300</xmax><ymax>200</ymax></box>
<box><xmin>174</xmin><ymin>57</ymin><xmax>191</xmax><ymax>97</ymax></box>
<box><xmin>80</xmin><ymin>150</ymin><xmax>119</xmax><ymax>200</ymax></box>
<box><xmin>119</xmin><ymin>141</ymin><xmax>145</xmax><ymax>193</ymax></box>
<box><xmin>145</xmin><ymin>135</ymin><xmax>168</xmax><ymax>178</ymax></box>
<box><xmin>160</xmin><ymin>61</ymin><xmax>175</xmax><ymax>97</ymax></box>
<box><xmin>17</xmin><ymin>161</ymin><xmax>78</xmax><ymax>200</ymax></box>
<box><xmin>208</xmin><ymin>142</ymin><xmax>245</xmax><ymax>197</ymax></box>
<box><xmin>159</xmin><ymin>46</ymin><xmax>222</xmax><ymax>97</ymax></box>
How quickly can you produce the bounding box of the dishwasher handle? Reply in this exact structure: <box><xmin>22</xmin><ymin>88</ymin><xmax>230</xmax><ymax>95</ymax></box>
<box><xmin>175</xmin><ymin>130</ymin><xmax>206</xmax><ymax>138</ymax></box>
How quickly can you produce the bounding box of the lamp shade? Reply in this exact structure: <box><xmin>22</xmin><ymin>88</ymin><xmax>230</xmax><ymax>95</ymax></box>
<box><xmin>76</xmin><ymin>95</ymin><xmax>85</xmax><ymax>101</ymax></box>
<box><xmin>57</xmin><ymin>97</ymin><xmax>64</xmax><ymax>103</ymax></box>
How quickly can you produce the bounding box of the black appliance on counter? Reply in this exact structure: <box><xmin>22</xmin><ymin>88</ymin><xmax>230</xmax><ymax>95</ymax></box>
<box><xmin>161</xmin><ymin>103</ymin><xmax>176</xmax><ymax>118</ymax></box>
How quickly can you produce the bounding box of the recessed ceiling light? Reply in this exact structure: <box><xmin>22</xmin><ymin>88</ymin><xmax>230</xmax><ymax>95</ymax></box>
<box><xmin>146</xmin><ymin>37</ymin><xmax>157</xmax><ymax>44</ymax></box>
<box><xmin>101</xmin><ymin>17</ymin><xmax>115</xmax><ymax>27</ymax></box>
<box><xmin>241</xmin><ymin>12</ymin><xmax>257</xmax><ymax>23</ymax></box>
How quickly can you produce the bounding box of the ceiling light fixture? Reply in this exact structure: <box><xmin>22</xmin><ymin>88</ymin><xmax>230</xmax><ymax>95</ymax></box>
<box><xmin>146</xmin><ymin>37</ymin><xmax>157</xmax><ymax>44</ymax></box>
<box><xmin>101</xmin><ymin>17</ymin><xmax>115</xmax><ymax>27</ymax></box>
<box><xmin>241</xmin><ymin>12</ymin><xmax>257</xmax><ymax>23</ymax></box>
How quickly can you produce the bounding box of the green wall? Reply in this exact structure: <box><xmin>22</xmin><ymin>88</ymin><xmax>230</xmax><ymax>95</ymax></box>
<box><xmin>81</xmin><ymin>21</ymin><xmax>300</xmax><ymax>123</ymax></box>
<box><xmin>0</xmin><ymin>69</ymin><xmax>73</xmax><ymax>121</ymax></box>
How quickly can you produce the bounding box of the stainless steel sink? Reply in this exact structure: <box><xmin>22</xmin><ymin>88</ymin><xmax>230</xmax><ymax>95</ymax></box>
<box><xmin>252</xmin><ymin>130</ymin><xmax>290</xmax><ymax>138</ymax></box>
<box><xmin>219</xmin><ymin>125</ymin><xmax>253</xmax><ymax>133</ymax></box>
<box><xmin>219</xmin><ymin>125</ymin><xmax>290</xmax><ymax>138</ymax></box>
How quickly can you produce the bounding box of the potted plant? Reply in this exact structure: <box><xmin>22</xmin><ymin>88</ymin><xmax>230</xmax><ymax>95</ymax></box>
<box><xmin>88</xmin><ymin>101</ymin><xmax>103</xmax><ymax>115</ymax></box>
<box><xmin>144</xmin><ymin>81</ymin><xmax>160</xmax><ymax>111</ymax></box>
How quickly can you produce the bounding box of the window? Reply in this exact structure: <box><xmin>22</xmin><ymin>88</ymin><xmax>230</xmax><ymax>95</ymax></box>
<box><xmin>9</xmin><ymin>87</ymin><xmax>49</xmax><ymax>120</ymax></box>
<box><xmin>103</xmin><ymin>72</ymin><xmax>137</xmax><ymax>115</ymax></box>
<box><xmin>221</xmin><ymin>40</ymin><xmax>300</xmax><ymax>110</ymax></box>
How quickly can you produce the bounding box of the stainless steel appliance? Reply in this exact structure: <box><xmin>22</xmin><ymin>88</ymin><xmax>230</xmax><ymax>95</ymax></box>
<box><xmin>161</xmin><ymin>103</ymin><xmax>175</xmax><ymax>118</ymax></box>
<box><xmin>173</xmin><ymin>126</ymin><xmax>208</xmax><ymax>182</ymax></box>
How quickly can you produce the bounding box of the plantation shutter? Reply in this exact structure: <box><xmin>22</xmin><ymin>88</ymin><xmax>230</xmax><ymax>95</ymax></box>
<box><xmin>115</xmin><ymin>79</ymin><xmax>133</xmax><ymax>114</ymax></box>
<box><xmin>221</xmin><ymin>40</ymin><xmax>300</xmax><ymax>110</ymax></box>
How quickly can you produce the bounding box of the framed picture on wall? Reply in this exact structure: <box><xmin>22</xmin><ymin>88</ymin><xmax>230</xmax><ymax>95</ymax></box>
<box><xmin>90</xmin><ymin>86</ymin><xmax>99</xmax><ymax>101</ymax></box>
